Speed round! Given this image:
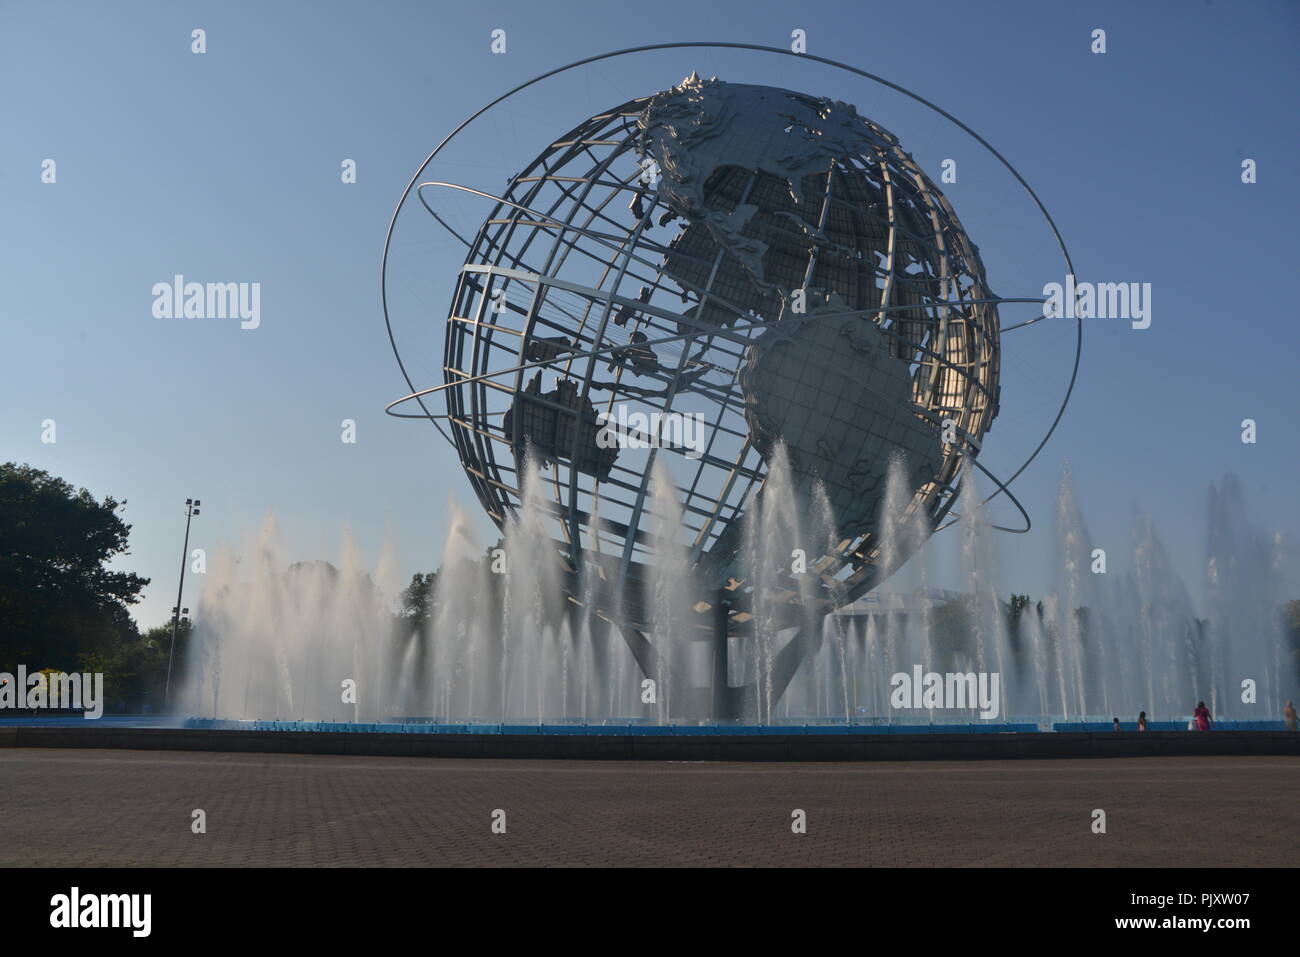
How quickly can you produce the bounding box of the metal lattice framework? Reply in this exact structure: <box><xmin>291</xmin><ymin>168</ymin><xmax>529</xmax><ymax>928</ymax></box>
<box><xmin>413</xmin><ymin>76</ymin><xmax>1004</xmax><ymax>636</ymax></box>
<box><xmin>383</xmin><ymin>46</ymin><xmax>1084</xmax><ymax>717</ymax></box>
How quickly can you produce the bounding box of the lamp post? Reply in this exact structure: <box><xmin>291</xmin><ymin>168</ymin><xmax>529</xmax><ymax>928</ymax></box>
<box><xmin>163</xmin><ymin>497</ymin><xmax>199</xmax><ymax>709</ymax></box>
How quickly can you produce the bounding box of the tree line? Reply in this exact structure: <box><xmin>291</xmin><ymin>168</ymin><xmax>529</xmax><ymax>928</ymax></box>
<box><xmin>0</xmin><ymin>462</ymin><xmax>185</xmax><ymax>712</ymax></box>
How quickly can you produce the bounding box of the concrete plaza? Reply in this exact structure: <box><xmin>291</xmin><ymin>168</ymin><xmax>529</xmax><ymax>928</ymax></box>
<box><xmin>1</xmin><ymin>750</ymin><xmax>1293</xmax><ymax>867</ymax></box>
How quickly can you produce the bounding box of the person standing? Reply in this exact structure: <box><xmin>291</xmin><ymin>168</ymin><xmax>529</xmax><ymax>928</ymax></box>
<box><xmin>1112</xmin><ymin>717</ymin><xmax>1122</xmax><ymax>731</ymax></box>
<box><xmin>1137</xmin><ymin>711</ymin><xmax>1148</xmax><ymax>732</ymax></box>
<box><xmin>1193</xmin><ymin>700</ymin><xmax>1213</xmax><ymax>731</ymax></box>
<box><xmin>1284</xmin><ymin>701</ymin><xmax>1297</xmax><ymax>732</ymax></box>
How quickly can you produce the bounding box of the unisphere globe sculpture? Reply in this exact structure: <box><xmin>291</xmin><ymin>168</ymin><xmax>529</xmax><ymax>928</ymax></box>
<box><xmin>399</xmin><ymin>73</ymin><xmax>1004</xmax><ymax>717</ymax></box>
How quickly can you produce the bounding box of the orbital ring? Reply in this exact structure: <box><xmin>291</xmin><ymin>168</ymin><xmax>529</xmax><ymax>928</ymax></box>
<box><xmin>381</xmin><ymin>41</ymin><xmax>1082</xmax><ymax>530</ymax></box>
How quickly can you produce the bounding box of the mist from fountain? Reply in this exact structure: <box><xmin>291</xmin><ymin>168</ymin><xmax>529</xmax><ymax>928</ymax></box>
<box><xmin>180</xmin><ymin>463</ymin><xmax>1296</xmax><ymax>727</ymax></box>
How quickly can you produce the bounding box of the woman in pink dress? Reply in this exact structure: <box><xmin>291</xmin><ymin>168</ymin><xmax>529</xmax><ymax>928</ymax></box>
<box><xmin>1193</xmin><ymin>701</ymin><xmax>1213</xmax><ymax>731</ymax></box>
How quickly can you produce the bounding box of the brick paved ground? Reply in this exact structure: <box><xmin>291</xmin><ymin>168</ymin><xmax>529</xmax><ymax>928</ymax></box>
<box><xmin>1</xmin><ymin>750</ymin><xmax>1294</xmax><ymax>866</ymax></box>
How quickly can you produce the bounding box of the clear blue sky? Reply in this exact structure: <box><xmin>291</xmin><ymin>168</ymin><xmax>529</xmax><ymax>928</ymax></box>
<box><xmin>2</xmin><ymin>0</ymin><xmax>1296</xmax><ymax>630</ymax></box>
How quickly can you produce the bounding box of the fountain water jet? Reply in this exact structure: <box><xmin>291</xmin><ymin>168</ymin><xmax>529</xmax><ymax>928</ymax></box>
<box><xmin>180</xmin><ymin>470</ymin><xmax>1297</xmax><ymax>727</ymax></box>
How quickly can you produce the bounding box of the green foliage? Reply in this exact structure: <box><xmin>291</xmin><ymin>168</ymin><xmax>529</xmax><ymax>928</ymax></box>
<box><xmin>81</xmin><ymin>621</ymin><xmax>189</xmax><ymax>712</ymax></box>
<box><xmin>398</xmin><ymin>571</ymin><xmax>438</xmax><ymax>629</ymax></box>
<box><xmin>0</xmin><ymin>462</ymin><xmax>149</xmax><ymax>671</ymax></box>
<box><xmin>926</xmin><ymin>598</ymin><xmax>972</xmax><ymax>670</ymax></box>
<box><xmin>1007</xmin><ymin>594</ymin><xmax>1031</xmax><ymax>627</ymax></box>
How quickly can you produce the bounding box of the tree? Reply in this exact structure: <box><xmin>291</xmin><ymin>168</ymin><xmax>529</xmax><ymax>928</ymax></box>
<box><xmin>398</xmin><ymin>571</ymin><xmax>439</xmax><ymax>632</ymax></box>
<box><xmin>0</xmin><ymin>462</ymin><xmax>149</xmax><ymax>670</ymax></box>
<box><xmin>928</xmin><ymin>598</ymin><xmax>973</xmax><ymax>670</ymax></box>
<box><xmin>1005</xmin><ymin>594</ymin><xmax>1032</xmax><ymax>667</ymax></box>
<box><xmin>81</xmin><ymin>621</ymin><xmax>186</xmax><ymax>712</ymax></box>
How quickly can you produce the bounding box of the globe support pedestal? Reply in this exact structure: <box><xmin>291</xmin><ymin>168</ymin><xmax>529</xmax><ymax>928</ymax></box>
<box><xmin>615</xmin><ymin>595</ymin><xmax>825</xmax><ymax>723</ymax></box>
<box><xmin>712</xmin><ymin>592</ymin><xmax>731</xmax><ymax>720</ymax></box>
